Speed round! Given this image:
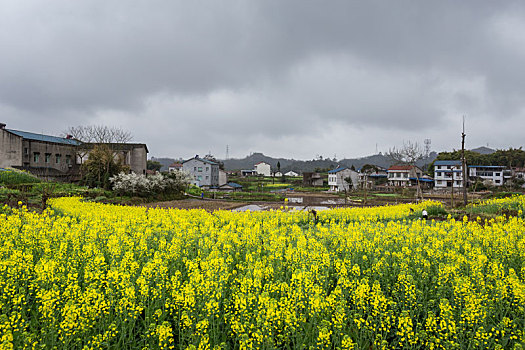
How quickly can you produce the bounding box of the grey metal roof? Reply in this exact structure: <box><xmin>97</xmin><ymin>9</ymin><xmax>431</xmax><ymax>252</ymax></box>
<box><xmin>6</xmin><ymin>129</ymin><xmax>81</xmax><ymax>146</ymax></box>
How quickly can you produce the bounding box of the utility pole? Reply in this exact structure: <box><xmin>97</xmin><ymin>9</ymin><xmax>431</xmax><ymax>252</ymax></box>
<box><xmin>461</xmin><ymin>116</ymin><xmax>468</xmax><ymax>206</ymax></box>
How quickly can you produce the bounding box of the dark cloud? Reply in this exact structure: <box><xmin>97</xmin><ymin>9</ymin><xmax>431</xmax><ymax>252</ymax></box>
<box><xmin>1</xmin><ymin>0</ymin><xmax>525</xmax><ymax>158</ymax></box>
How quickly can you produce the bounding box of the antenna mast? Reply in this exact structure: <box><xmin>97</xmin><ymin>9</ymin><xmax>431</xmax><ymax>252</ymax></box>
<box><xmin>226</xmin><ymin>145</ymin><xmax>229</xmax><ymax>160</ymax></box>
<box><xmin>424</xmin><ymin>139</ymin><xmax>431</xmax><ymax>157</ymax></box>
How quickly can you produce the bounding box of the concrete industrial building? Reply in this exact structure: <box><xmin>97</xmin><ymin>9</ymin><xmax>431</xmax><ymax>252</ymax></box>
<box><xmin>0</xmin><ymin>123</ymin><xmax>148</xmax><ymax>180</ymax></box>
<box><xmin>0</xmin><ymin>124</ymin><xmax>81</xmax><ymax>181</ymax></box>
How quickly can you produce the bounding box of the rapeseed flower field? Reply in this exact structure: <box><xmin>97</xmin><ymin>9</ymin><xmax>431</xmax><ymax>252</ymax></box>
<box><xmin>0</xmin><ymin>197</ymin><xmax>524</xmax><ymax>349</ymax></box>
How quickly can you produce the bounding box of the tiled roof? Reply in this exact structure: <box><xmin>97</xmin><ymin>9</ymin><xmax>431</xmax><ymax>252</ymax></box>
<box><xmin>6</xmin><ymin>129</ymin><xmax>82</xmax><ymax>146</ymax></box>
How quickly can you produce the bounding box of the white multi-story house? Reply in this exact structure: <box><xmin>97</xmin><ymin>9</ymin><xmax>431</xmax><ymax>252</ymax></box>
<box><xmin>182</xmin><ymin>155</ymin><xmax>220</xmax><ymax>188</ymax></box>
<box><xmin>387</xmin><ymin>165</ymin><xmax>423</xmax><ymax>187</ymax></box>
<box><xmin>468</xmin><ymin>165</ymin><xmax>507</xmax><ymax>186</ymax></box>
<box><xmin>254</xmin><ymin>162</ymin><xmax>271</xmax><ymax>176</ymax></box>
<box><xmin>328</xmin><ymin>167</ymin><xmax>359</xmax><ymax>192</ymax></box>
<box><xmin>434</xmin><ymin>160</ymin><xmax>464</xmax><ymax>188</ymax></box>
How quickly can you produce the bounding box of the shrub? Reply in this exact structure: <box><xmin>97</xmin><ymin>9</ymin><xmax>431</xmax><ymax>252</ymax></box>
<box><xmin>110</xmin><ymin>170</ymin><xmax>192</xmax><ymax>197</ymax></box>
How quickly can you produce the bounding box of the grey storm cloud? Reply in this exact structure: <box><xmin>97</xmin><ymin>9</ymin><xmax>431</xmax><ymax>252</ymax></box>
<box><xmin>1</xmin><ymin>0</ymin><xmax>525</xmax><ymax>158</ymax></box>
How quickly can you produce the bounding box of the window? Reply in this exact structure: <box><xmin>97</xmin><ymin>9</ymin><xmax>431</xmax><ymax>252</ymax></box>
<box><xmin>45</xmin><ymin>153</ymin><xmax>51</xmax><ymax>163</ymax></box>
<box><xmin>24</xmin><ymin>148</ymin><xmax>29</xmax><ymax>155</ymax></box>
<box><xmin>495</xmin><ymin>172</ymin><xmax>500</xmax><ymax>176</ymax></box>
<box><xmin>194</xmin><ymin>167</ymin><xmax>197</xmax><ymax>171</ymax></box>
<box><xmin>198</xmin><ymin>167</ymin><xmax>202</xmax><ymax>172</ymax></box>
<box><xmin>197</xmin><ymin>175</ymin><xmax>202</xmax><ymax>181</ymax></box>
<box><xmin>33</xmin><ymin>152</ymin><xmax>40</xmax><ymax>163</ymax></box>
<box><xmin>66</xmin><ymin>155</ymin><xmax>71</xmax><ymax>164</ymax></box>
<box><xmin>206</xmin><ymin>167</ymin><xmax>209</xmax><ymax>172</ymax></box>
<box><xmin>55</xmin><ymin>154</ymin><xmax>61</xmax><ymax>164</ymax></box>
<box><xmin>206</xmin><ymin>176</ymin><xmax>209</xmax><ymax>180</ymax></box>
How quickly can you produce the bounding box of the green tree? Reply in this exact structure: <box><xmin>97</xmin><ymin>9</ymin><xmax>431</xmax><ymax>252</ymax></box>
<box><xmin>82</xmin><ymin>144</ymin><xmax>129</xmax><ymax>189</ymax></box>
<box><xmin>147</xmin><ymin>160</ymin><xmax>162</xmax><ymax>172</ymax></box>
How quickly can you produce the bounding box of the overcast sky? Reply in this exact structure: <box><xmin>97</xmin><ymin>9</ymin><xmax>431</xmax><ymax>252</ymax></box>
<box><xmin>2</xmin><ymin>1</ymin><xmax>525</xmax><ymax>160</ymax></box>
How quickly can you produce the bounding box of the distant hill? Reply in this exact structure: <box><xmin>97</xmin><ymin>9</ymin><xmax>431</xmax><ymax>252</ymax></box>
<box><xmin>470</xmin><ymin>146</ymin><xmax>496</xmax><ymax>154</ymax></box>
<box><xmin>220</xmin><ymin>152</ymin><xmax>438</xmax><ymax>173</ymax></box>
<box><xmin>150</xmin><ymin>157</ymin><xmax>177</xmax><ymax>172</ymax></box>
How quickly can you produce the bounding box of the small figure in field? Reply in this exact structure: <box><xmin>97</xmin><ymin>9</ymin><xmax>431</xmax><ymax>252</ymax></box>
<box><xmin>310</xmin><ymin>209</ymin><xmax>318</xmax><ymax>223</ymax></box>
<box><xmin>422</xmin><ymin>209</ymin><xmax>428</xmax><ymax>220</ymax></box>
<box><xmin>201</xmin><ymin>192</ymin><xmax>204</xmax><ymax>200</ymax></box>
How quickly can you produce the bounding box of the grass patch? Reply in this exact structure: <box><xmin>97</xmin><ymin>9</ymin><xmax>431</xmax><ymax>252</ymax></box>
<box><xmin>0</xmin><ymin>168</ymin><xmax>40</xmax><ymax>185</ymax></box>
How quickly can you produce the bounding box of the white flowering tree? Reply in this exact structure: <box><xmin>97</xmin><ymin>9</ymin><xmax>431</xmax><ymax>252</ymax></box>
<box><xmin>110</xmin><ymin>170</ymin><xmax>192</xmax><ymax>197</ymax></box>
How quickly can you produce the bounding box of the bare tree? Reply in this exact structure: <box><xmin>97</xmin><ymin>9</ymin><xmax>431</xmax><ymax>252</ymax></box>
<box><xmin>388</xmin><ymin>141</ymin><xmax>425</xmax><ymax>200</ymax></box>
<box><xmin>64</xmin><ymin>125</ymin><xmax>133</xmax><ymax>144</ymax></box>
<box><xmin>63</xmin><ymin>125</ymin><xmax>133</xmax><ymax>179</ymax></box>
<box><xmin>387</xmin><ymin>141</ymin><xmax>424</xmax><ymax>165</ymax></box>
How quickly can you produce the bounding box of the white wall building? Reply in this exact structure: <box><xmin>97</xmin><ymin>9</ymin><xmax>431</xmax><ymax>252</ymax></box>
<box><xmin>254</xmin><ymin>162</ymin><xmax>271</xmax><ymax>176</ymax></box>
<box><xmin>387</xmin><ymin>165</ymin><xmax>423</xmax><ymax>187</ymax></box>
<box><xmin>468</xmin><ymin>165</ymin><xmax>506</xmax><ymax>186</ymax></box>
<box><xmin>434</xmin><ymin>160</ymin><xmax>464</xmax><ymax>188</ymax></box>
<box><xmin>328</xmin><ymin>167</ymin><xmax>359</xmax><ymax>192</ymax></box>
<box><xmin>182</xmin><ymin>155</ymin><xmax>220</xmax><ymax>188</ymax></box>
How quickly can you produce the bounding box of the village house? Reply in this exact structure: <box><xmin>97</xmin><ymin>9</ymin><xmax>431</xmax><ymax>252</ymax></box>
<box><xmin>168</xmin><ymin>162</ymin><xmax>183</xmax><ymax>172</ymax></box>
<box><xmin>434</xmin><ymin>160</ymin><xmax>464</xmax><ymax>189</ymax></box>
<box><xmin>182</xmin><ymin>155</ymin><xmax>220</xmax><ymax>188</ymax></box>
<box><xmin>303</xmin><ymin>172</ymin><xmax>324</xmax><ymax>187</ymax></box>
<box><xmin>240</xmin><ymin>169</ymin><xmax>257</xmax><ymax>177</ymax></box>
<box><xmin>254</xmin><ymin>161</ymin><xmax>271</xmax><ymax>176</ymax></box>
<box><xmin>218</xmin><ymin>182</ymin><xmax>243</xmax><ymax>192</ymax></box>
<box><xmin>359</xmin><ymin>165</ymin><xmax>388</xmax><ymax>188</ymax></box>
<box><xmin>284</xmin><ymin>170</ymin><xmax>300</xmax><ymax>177</ymax></box>
<box><xmin>328</xmin><ymin>167</ymin><xmax>359</xmax><ymax>192</ymax></box>
<box><xmin>387</xmin><ymin>165</ymin><xmax>424</xmax><ymax>187</ymax></box>
<box><xmin>468</xmin><ymin>165</ymin><xmax>508</xmax><ymax>186</ymax></box>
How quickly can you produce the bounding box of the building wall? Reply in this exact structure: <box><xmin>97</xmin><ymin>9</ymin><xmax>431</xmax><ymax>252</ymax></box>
<box><xmin>22</xmin><ymin>139</ymin><xmax>78</xmax><ymax>173</ymax></box>
<box><xmin>329</xmin><ymin>169</ymin><xmax>359</xmax><ymax>192</ymax></box>
<box><xmin>219</xmin><ymin>170</ymin><xmax>227</xmax><ymax>186</ymax></box>
<box><xmin>434</xmin><ymin>164</ymin><xmax>464</xmax><ymax>188</ymax></box>
<box><xmin>182</xmin><ymin>158</ymin><xmax>219</xmax><ymax>187</ymax></box>
<box><xmin>0</xmin><ymin>130</ymin><xmax>23</xmax><ymax>168</ymax></box>
<box><xmin>469</xmin><ymin>167</ymin><xmax>505</xmax><ymax>186</ymax></box>
<box><xmin>129</xmin><ymin>146</ymin><xmax>147</xmax><ymax>174</ymax></box>
<box><xmin>255</xmin><ymin>163</ymin><xmax>271</xmax><ymax>176</ymax></box>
